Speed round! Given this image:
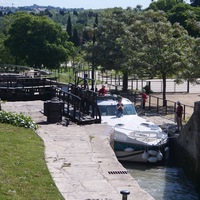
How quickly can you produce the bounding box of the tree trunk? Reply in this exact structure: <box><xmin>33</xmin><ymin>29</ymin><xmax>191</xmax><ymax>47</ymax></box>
<box><xmin>15</xmin><ymin>57</ymin><xmax>18</xmax><ymax>65</ymax></box>
<box><xmin>162</xmin><ymin>73</ymin><xmax>167</xmax><ymax>107</ymax></box>
<box><xmin>123</xmin><ymin>72</ymin><xmax>128</xmax><ymax>91</ymax></box>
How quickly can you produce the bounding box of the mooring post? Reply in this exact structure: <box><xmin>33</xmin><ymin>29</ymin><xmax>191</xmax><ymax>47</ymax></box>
<box><xmin>120</xmin><ymin>190</ymin><xmax>130</xmax><ymax>200</ymax></box>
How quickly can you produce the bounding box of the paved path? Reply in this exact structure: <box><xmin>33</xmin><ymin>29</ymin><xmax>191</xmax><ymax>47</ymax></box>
<box><xmin>2</xmin><ymin>101</ymin><xmax>154</xmax><ymax>200</ymax></box>
<box><xmin>3</xmin><ymin>93</ymin><xmax>199</xmax><ymax>199</ymax></box>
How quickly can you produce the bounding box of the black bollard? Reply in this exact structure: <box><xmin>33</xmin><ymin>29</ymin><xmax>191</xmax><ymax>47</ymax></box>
<box><xmin>120</xmin><ymin>190</ymin><xmax>130</xmax><ymax>200</ymax></box>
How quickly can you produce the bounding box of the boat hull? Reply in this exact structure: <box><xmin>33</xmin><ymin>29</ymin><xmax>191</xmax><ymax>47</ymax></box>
<box><xmin>114</xmin><ymin>140</ymin><xmax>168</xmax><ymax>163</ymax></box>
<box><xmin>115</xmin><ymin>150</ymin><xmax>148</xmax><ymax>162</ymax></box>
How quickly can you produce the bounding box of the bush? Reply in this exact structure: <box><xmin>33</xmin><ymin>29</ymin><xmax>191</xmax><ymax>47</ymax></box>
<box><xmin>143</xmin><ymin>85</ymin><xmax>153</xmax><ymax>95</ymax></box>
<box><xmin>0</xmin><ymin>110</ymin><xmax>38</xmax><ymax>130</ymax></box>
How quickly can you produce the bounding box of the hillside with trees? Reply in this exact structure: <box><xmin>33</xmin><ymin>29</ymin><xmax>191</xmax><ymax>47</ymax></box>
<box><xmin>0</xmin><ymin>2</ymin><xmax>199</xmax><ymax>102</ymax></box>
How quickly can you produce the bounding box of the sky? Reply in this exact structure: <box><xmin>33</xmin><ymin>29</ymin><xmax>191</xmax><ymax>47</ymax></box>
<box><xmin>0</xmin><ymin>0</ymin><xmax>157</xmax><ymax>9</ymax></box>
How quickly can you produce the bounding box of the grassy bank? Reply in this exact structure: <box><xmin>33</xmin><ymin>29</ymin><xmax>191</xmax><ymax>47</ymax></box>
<box><xmin>0</xmin><ymin>123</ymin><xmax>64</xmax><ymax>200</ymax></box>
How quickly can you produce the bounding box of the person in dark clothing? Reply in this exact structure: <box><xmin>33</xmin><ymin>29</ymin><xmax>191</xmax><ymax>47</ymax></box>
<box><xmin>116</xmin><ymin>98</ymin><xmax>124</xmax><ymax>118</ymax></box>
<box><xmin>141</xmin><ymin>89</ymin><xmax>147</xmax><ymax>114</ymax></box>
<box><xmin>176</xmin><ymin>101</ymin><xmax>183</xmax><ymax>132</ymax></box>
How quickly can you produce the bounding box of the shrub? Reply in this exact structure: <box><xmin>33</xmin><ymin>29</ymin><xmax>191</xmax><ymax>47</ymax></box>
<box><xmin>0</xmin><ymin>110</ymin><xmax>38</xmax><ymax>130</ymax></box>
<box><xmin>143</xmin><ymin>85</ymin><xmax>153</xmax><ymax>95</ymax></box>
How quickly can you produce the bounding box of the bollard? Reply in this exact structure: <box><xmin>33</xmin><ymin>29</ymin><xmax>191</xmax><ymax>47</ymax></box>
<box><xmin>120</xmin><ymin>190</ymin><xmax>130</xmax><ymax>200</ymax></box>
<box><xmin>0</xmin><ymin>98</ymin><xmax>1</xmax><ymax>111</ymax></box>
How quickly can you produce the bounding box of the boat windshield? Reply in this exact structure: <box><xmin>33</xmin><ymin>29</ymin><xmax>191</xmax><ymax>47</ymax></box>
<box><xmin>98</xmin><ymin>104</ymin><xmax>137</xmax><ymax>116</ymax></box>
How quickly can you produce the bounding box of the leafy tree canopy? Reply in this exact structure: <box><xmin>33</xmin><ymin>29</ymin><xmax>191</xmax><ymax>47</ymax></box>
<box><xmin>84</xmin><ymin>8</ymin><xmax>199</xmax><ymax>97</ymax></box>
<box><xmin>168</xmin><ymin>3</ymin><xmax>200</xmax><ymax>37</ymax></box>
<box><xmin>190</xmin><ymin>0</ymin><xmax>200</xmax><ymax>7</ymax></box>
<box><xmin>84</xmin><ymin>8</ymin><xmax>137</xmax><ymax>73</ymax></box>
<box><xmin>148</xmin><ymin>0</ymin><xmax>184</xmax><ymax>12</ymax></box>
<box><xmin>0</xmin><ymin>32</ymin><xmax>15</xmax><ymax>64</ymax></box>
<box><xmin>5</xmin><ymin>12</ymin><xmax>74</xmax><ymax>68</ymax></box>
<box><xmin>148</xmin><ymin>0</ymin><xmax>200</xmax><ymax>37</ymax></box>
<box><xmin>84</xmin><ymin>8</ymin><xmax>140</xmax><ymax>90</ymax></box>
<box><xmin>119</xmin><ymin>10</ymin><xmax>198</xmax><ymax>100</ymax></box>
<box><xmin>0</xmin><ymin>15</ymin><xmax>17</xmax><ymax>64</ymax></box>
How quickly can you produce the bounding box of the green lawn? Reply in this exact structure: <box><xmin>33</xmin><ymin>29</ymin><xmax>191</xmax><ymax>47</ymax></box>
<box><xmin>0</xmin><ymin>123</ymin><xmax>64</xmax><ymax>200</ymax></box>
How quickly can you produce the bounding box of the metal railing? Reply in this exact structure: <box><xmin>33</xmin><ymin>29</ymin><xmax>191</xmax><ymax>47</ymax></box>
<box><xmin>54</xmin><ymin>83</ymin><xmax>101</xmax><ymax>124</ymax></box>
<box><xmin>94</xmin><ymin>71</ymin><xmax>200</xmax><ymax>93</ymax></box>
<box><xmin>146</xmin><ymin>95</ymin><xmax>194</xmax><ymax>121</ymax></box>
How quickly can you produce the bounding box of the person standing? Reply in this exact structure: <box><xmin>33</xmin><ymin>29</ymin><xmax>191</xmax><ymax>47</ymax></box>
<box><xmin>116</xmin><ymin>98</ymin><xmax>124</xmax><ymax>117</ymax></box>
<box><xmin>141</xmin><ymin>89</ymin><xmax>147</xmax><ymax>114</ymax></box>
<box><xmin>176</xmin><ymin>101</ymin><xmax>183</xmax><ymax>132</ymax></box>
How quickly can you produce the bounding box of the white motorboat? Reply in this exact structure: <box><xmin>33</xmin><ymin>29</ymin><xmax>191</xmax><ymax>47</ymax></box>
<box><xmin>97</xmin><ymin>94</ymin><xmax>168</xmax><ymax>163</ymax></box>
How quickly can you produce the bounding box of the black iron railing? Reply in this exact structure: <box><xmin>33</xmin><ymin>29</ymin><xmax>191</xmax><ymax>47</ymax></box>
<box><xmin>54</xmin><ymin>83</ymin><xmax>101</xmax><ymax>124</ymax></box>
<box><xmin>146</xmin><ymin>95</ymin><xmax>194</xmax><ymax>121</ymax></box>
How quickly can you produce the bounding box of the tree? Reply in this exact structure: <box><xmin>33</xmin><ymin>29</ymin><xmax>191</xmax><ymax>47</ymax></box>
<box><xmin>5</xmin><ymin>13</ymin><xmax>73</xmax><ymax>68</ymax></box>
<box><xmin>92</xmin><ymin>13</ymin><xmax>98</xmax><ymax>43</ymax></box>
<box><xmin>167</xmin><ymin>3</ymin><xmax>192</xmax><ymax>26</ymax></box>
<box><xmin>76</xmin><ymin>12</ymin><xmax>88</xmax><ymax>25</ymax></box>
<box><xmin>44</xmin><ymin>9</ymin><xmax>53</xmax><ymax>18</ymax></box>
<box><xmin>0</xmin><ymin>14</ymin><xmax>22</xmax><ymax>65</ymax></box>
<box><xmin>66</xmin><ymin>15</ymin><xmax>72</xmax><ymax>40</ymax></box>
<box><xmin>72</xmin><ymin>28</ymin><xmax>80</xmax><ymax>46</ymax></box>
<box><xmin>120</xmin><ymin>10</ymin><xmax>196</xmax><ymax>105</ymax></box>
<box><xmin>0</xmin><ymin>33</ymin><xmax>15</xmax><ymax>64</ymax></box>
<box><xmin>82</xmin><ymin>28</ymin><xmax>91</xmax><ymax>43</ymax></box>
<box><xmin>0</xmin><ymin>13</ymin><xmax>17</xmax><ymax>35</ymax></box>
<box><xmin>84</xmin><ymin>8</ymin><xmax>137</xmax><ymax>91</ymax></box>
<box><xmin>59</xmin><ymin>10</ymin><xmax>65</xmax><ymax>16</ymax></box>
<box><xmin>190</xmin><ymin>0</ymin><xmax>200</xmax><ymax>6</ymax></box>
<box><xmin>180</xmin><ymin>37</ymin><xmax>200</xmax><ymax>81</ymax></box>
<box><xmin>148</xmin><ymin>0</ymin><xmax>200</xmax><ymax>38</ymax></box>
<box><xmin>148</xmin><ymin>0</ymin><xmax>184</xmax><ymax>12</ymax></box>
<box><xmin>73</xmin><ymin>10</ymin><xmax>78</xmax><ymax>17</ymax></box>
<box><xmin>167</xmin><ymin>3</ymin><xmax>200</xmax><ymax>37</ymax></box>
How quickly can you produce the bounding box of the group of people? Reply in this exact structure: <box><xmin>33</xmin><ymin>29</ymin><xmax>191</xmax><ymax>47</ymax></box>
<box><xmin>97</xmin><ymin>85</ymin><xmax>183</xmax><ymax>131</ymax></box>
<box><xmin>98</xmin><ymin>85</ymin><xmax>124</xmax><ymax>117</ymax></box>
<box><xmin>141</xmin><ymin>89</ymin><xmax>183</xmax><ymax>132</ymax></box>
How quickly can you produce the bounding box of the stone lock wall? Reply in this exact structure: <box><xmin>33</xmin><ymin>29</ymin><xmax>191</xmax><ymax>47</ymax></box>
<box><xmin>177</xmin><ymin>101</ymin><xmax>200</xmax><ymax>190</ymax></box>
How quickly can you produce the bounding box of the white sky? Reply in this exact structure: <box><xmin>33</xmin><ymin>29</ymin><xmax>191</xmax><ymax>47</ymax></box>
<box><xmin>0</xmin><ymin>0</ymin><xmax>160</xmax><ymax>9</ymax></box>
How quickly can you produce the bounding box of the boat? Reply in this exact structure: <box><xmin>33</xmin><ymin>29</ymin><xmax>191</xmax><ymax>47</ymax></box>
<box><xmin>97</xmin><ymin>94</ymin><xmax>168</xmax><ymax>163</ymax></box>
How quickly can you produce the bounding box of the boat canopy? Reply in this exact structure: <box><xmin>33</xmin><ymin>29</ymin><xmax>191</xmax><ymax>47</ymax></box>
<box><xmin>98</xmin><ymin>104</ymin><xmax>137</xmax><ymax>116</ymax></box>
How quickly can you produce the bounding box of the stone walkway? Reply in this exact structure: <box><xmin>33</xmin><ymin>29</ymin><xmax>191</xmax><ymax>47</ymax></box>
<box><xmin>2</xmin><ymin>93</ymin><xmax>199</xmax><ymax>199</ymax></box>
<box><xmin>2</xmin><ymin>101</ymin><xmax>154</xmax><ymax>200</ymax></box>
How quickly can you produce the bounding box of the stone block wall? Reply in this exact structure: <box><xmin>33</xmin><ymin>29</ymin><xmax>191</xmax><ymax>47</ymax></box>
<box><xmin>177</xmin><ymin>101</ymin><xmax>200</xmax><ymax>191</ymax></box>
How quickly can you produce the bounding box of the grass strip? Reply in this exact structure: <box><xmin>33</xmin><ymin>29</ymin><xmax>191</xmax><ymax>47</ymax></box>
<box><xmin>0</xmin><ymin>123</ymin><xmax>64</xmax><ymax>200</ymax></box>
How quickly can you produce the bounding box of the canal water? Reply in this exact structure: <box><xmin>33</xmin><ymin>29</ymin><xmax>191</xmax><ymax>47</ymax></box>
<box><xmin>121</xmin><ymin>162</ymin><xmax>200</xmax><ymax>200</ymax></box>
